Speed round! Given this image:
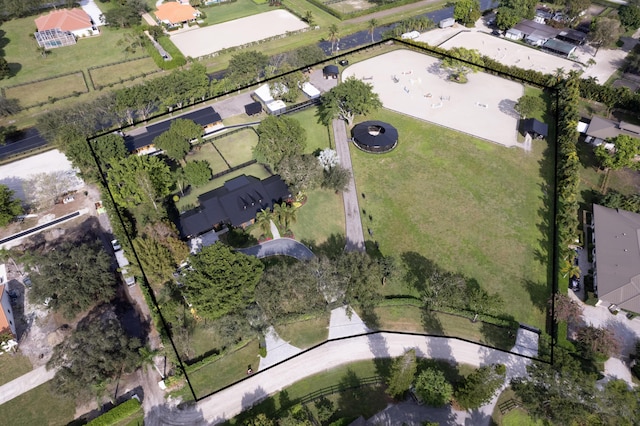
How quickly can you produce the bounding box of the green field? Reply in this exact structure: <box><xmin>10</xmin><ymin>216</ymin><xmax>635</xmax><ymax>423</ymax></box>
<box><xmin>89</xmin><ymin>57</ymin><xmax>161</xmax><ymax>89</ymax></box>
<box><xmin>214</xmin><ymin>128</ymin><xmax>259</xmax><ymax>167</ymax></box>
<box><xmin>4</xmin><ymin>72</ymin><xmax>87</xmax><ymax>108</ymax></box>
<box><xmin>187</xmin><ymin>142</ymin><xmax>229</xmax><ymax>174</ymax></box>
<box><xmin>201</xmin><ymin>0</ymin><xmax>271</xmax><ymax>25</ymax></box>
<box><xmin>0</xmin><ymin>352</ymin><xmax>33</xmax><ymax>386</ymax></box>
<box><xmin>350</xmin><ymin>109</ymin><xmax>553</xmax><ymax>328</ymax></box>
<box><xmin>275</xmin><ymin>313</ymin><xmax>330</xmax><ymax>349</ymax></box>
<box><xmin>0</xmin><ymin>381</ymin><xmax>75</xmax><ymax>425</ymax></box>
<box><xmin>290</xmin><ymin>188</ymin><xmax>345</xmax><ymax>244</ymax></box>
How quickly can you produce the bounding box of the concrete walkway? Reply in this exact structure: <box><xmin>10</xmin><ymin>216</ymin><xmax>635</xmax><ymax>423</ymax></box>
<box><xmin>237</xmin><ymin>238</ymin><xmax>314</xmax><ymax>260</ymax></box>
<box><xmin>269</xmin><ymin>220</ymin><xmax>280</xmax><ymax>239</ymax></box>
<box><xmin>196</xmin><ymin>332</ymin><xmax>534</xmax><ymax>424</ymax></box>
<box><xmin>328</xmin><ymin>306</ymin><xmax>370</xmax><ymax>340</ymax></box>
<box><xmin>0</xmin><ymin>365</ymin><xmax>56</xmax><ymax>405</ymax></box>
<box><xmin>332</xmin><ymin>119</ymin><xmax>365</xmax><ymax>252</ymax></box>
<box><xmin>258</xmin><ymin>327</ymin><xmax>302</xmax><ymax>371</ymax></box>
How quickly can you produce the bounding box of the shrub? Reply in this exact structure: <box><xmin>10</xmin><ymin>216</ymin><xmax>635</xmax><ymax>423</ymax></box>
<box><xmin>87</xmin><ymin>398</ymin><xmax>141</xmax><ymax>426</ymax></box>
<box><xmin>455</xmin><ymin>364</ymin><xmax>505</xmax><ymax>409</ymax></box>
<box><xmin>414</xmin><ymin>367</ymin><xmax>453</xmax><ymax>407</ymax></box>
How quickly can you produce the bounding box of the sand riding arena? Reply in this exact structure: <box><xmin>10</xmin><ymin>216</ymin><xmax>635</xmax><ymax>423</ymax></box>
<box><xmin>342</xmin><ymin>49</ymin><xmax>526</xmax><ymax>148</ymax></box>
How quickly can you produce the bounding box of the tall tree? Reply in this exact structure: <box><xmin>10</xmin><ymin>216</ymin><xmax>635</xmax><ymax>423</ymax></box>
<box><xmin>595</xmin><ymin>134</ymin><xmax>640</xmax><ymax>170</ymax></box>
<box><xmin>0</xmin><ymin>57</ymin><xmax>10</xmax><ymax>79</ymax></box>
<box><xmin>0</xmin><ymin>185</ymin><xmax>22</xmax><ymax>227</ymax></box>
<box><xmin>551</xmin><ymin>293</ymin><xmax>583</xmax><ymax>323</ymax></box>
<box><xmin>154</xmin><ymin>118</ymin><xmax>201</xmax><ymax>162</ymax></box>
<box><xmin>276</xmin><ymin>154</ymin><xmax>323</xmax><ymax>193</ymax></box>
<box><xmin>303</xmin><ymin>10</ymin><xmax>314</xmax><ymax>26</ymax></box>
<box><xmin>318</xmin><ymin>77</ymin><xmax>382</xmax><ymax>126</ymax></box>
<box><xmin>440</xmin><ymin>47</ymin><xmax>484</xmax><ymax>82</ymax></box>
<box><xmin>514</xmin><ymin>94</ymin><xmax>544</xmax><ymax>119</ymax></box>
<box><xmin>108</xmin><ymin>155</ymin><xmax>173</xmax><ymax>210</ymax></box>
<box><xmin>182</xmin><ymin>160</ymin><xmax>211</xmax><ymax>187</ymax></box>
<box><xmin>183</xmin><ymin>243</ymin><xmax>264</xmax><ymax>320</ymax></box>
<box><xmin>454</xmin><ymin>0</ymin><xmax>481</xmax><ymax>26</ymax></box>
<box><xmin>0</xmin><ymin>96</ymin><xmax>20</xmax><ymax>117</ymax></box>
<box><xmin>30</xmin><ymin>241</ymin><xmax>117</xmax><ymax>319</ymax></box>
<box><xmin>255</xmin><ymin>115</ymin><xmax>307</xmax><ymax>168</ymax></box>
<box><xmin>386</xmin><ymin>349</ymin><xmax>418</xmax><ymax>398</ymax></box>
<box><xmin>589</xmin><ymin>17</ymin><xmax>623</xmax><ymax>56</ymax></box>
<box><xmin>47</xmin><ymin>306</ymin><xmax>142</xmax><ymax>400</ymax></box>
<box><xmin>576</xmin><ymin>325</ymin><xmax>620</xmax><ymax>359</ymax></box>
<box><xmin>328</xmin><ymin>24</ymin><xmax>340</xmax><ymax>53</ymax></box>
<box><xmin>228</xmin><ymin>50</ymin><xmax>269</xmax><ymax>87</ymax></box>
<box><xmin>414</xmin><ymin>367</ymin><xmax>453</xmax><ymax>406</ymax></box>
<box><xmin>455</xmin><ymin>364</ymin><xmax>505</xmax><ymax>409</ymax></box>
<box><xmin>322</xmin><ymin>165</ymin><xmax>351</xmax><ymax>193</ymax></box>
<box><xmin>619</xmin><ymin>4</ymin><xmax>640</xmax><ymax>30</ymax></box>
<box><xmin>132</xmin><ymin>235</ymin><xmax>176</xmax><ymax>288</ymax></box>
<box><xmin>368</xmin><ymin>19</ymin><xmax>378</xmax><ymax>43</ymax></box>
<box><xmin>254</xmin><ymin>209</ymin><xmax>272</xmax><ymax>236</ymax></box>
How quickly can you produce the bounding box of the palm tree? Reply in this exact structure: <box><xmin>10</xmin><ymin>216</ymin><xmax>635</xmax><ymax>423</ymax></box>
<box><xmin>280</xmin><ymin>204</ymin><xmax>298</xmax><ymax>231</ymax></box>
<box><xmin>328</xmin><ymin>24</ymin><xmax>339</xmax><ymax>53</ymax></box>
<box><xmin>254</xmin><ymin>209</ymin><xmax>272</xmax><ymax>236</ymax></box>
<box><xmin>272</xmin><ymin>202</ymin><xmax>285</xmax><ymax>230</ymax></box>
<box><xmin>304</xmin><ymin>10</ymin><xmax>314</xmax><ymax>26</ymax></box>
<box><xmin>368</xmin><ymin>19</ymin><xmax>378</xmax><ymax>43</ymax></box>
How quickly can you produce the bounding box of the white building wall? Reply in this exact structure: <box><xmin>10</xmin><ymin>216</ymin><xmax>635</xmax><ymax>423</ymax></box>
<box><xmin>0</xmin><ymin>286</ymin><xmax>16</xmax><ymax>336</ymax></box>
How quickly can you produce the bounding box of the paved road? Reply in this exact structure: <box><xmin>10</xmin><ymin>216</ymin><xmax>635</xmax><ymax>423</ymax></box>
<box><xmin>332</xmin><ymin>119</ymin><xmax>365</xmax><ymax>252</ymax></box>
<box><xmin>237</xmin><ymin>238</ymin><xmax>315</xmax><ymax>260</ymax></box>
<box><xmin>195</xmin><ymin>332</ymin><xmax>533</xmax><ymax>424</ymax></box>
<box><xmin>0</xmin><ymin>365</ymin><xmax>56</xmax><ymax>405</ymax></box>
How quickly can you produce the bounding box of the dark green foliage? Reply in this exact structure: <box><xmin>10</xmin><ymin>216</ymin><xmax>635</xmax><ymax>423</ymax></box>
<box><xmin>318</xmin><ymin>77</ymin><xmax>382</xmax><ymax>126</ymax></box>
<box><xmin>48</xmin><ymin>306</ymin><xmax>142</xmax><ymax>400</ymax></box>
<box><xmin>515</xmin><ymin>94</ymin><xmax>544</xmax><ymax>119</ymax></box>
<box><xmin>0</xmin><ymin>96</ymin><xmax>20</xmax><ymax>117</ymax></box>
<box><xmin>618</xmin><ymin>5</ymin><xmax>640</xmax><ymax>30</ymax></box>
<box><xmin>30</xmin><ymin>241</ymin><xmax>117</xmax><ymax>319</ymax></box>
<box><xmin>86</xmin><ymin>398</ymin><xmax>141</xmax><ymax>426</ymax></box>
<box><xmin>453</xmin><ymin>0</ymin><xmax>481</xmax><ymax>26</ymax></box>
<box><xmin>414</xmin><ymin>367</ymin><xmax>452</xmax><ymax>406</ymax></box>
<box><xmin>153</xmin><ymin>118</ymin><xmax>201</xmax><ymax>161</ymax></box>
<box><xmin>102</xmin><ymin>0</ymin><xmax>147</xmax><ymax>28</ymax></box>
<box><xmin>313</xmin><ymin>396</ymin><xmax>334</xmax><ymax>424</ymax></box>
<box><xmin>386</xmin><ymin>349</ymin><xmax>418</xmax><ymax>398</ymax></box>
<box><xmin>0</xmin><ymin>57</ymin><xmax>10</xmax><ymax>79</ymax></box>
<box><xmin>255</xmin><ymin>260</ymin><xmax>326</xmax><ymax>322</ymax></box>
<box><xmin>0</xmin><ymin>184</ymin><xmax>22</xmax><ymax>226</ymax></box>
<box><xmin>575</xmin><ymin>325</ymin><xmax>620</xmax><ymax>360</ymax></box>
<box><xmin>595</xmin><ymin>134</ymin><xmax>640</xmax><ymax>170</ymax></box>
<box><xmin>183</xmin><ymin>244</ymin><xmax>264</xmax><ymax>320</ymax></box>
<box><xmin>255</xmin><ymin>115</ymin><xmax>306</xmax><ymax>168</ymax></box>
<box><xmin>276</xmin><ymin>154</ymin><xmax>323</xmax><ymax>193</ymax></box>
<box><xmin>289</xmin><ymin>45</ymin><xmax>326</xmax><ymax>68</ymax></box>
<box><xmin>600</xmin><ymin>190</ymin><xmax>640</xmax><ymax>213</ymax></box>
<box><xmin>455</xmin><ymin>364</ymin><xmax>505</xmax><ymax>409</ymax></box>
<box><xmin>183</xmin><ymin>160</ymin><xmax>212</xmax><ymax>187</ymax></box>
<box><xmin>228</xmin><ymin>50</ymin><xmax>269</xmax><ymax>87</ymax></box>
<box><xmin>321</xmin><ymin>165</ymin><xmax>351</xmax><ymax>193</ymax></box>
<box><xmin>107</xmin><ymin>155</ymin><xmax>173</xmax><ymax>211</ymax></box>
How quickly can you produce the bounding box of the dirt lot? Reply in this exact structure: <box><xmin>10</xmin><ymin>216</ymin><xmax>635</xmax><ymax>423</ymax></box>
<box><xmin>343</xmin><ymin>49</ymin><xmax>524</xmax><ymax>147</ymax></box>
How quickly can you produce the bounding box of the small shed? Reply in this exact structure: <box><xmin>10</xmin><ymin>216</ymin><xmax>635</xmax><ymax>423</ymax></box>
<box><xmin>265</xmin><ymin>100</ymin><xmax>286</xmax><ymax>115</ymax></box>
<box><xmin>301</xmin><ymin>82</ymin><xmax>321</xmax><ymax>99</ymax></box>
<box><xmin>439</xmin><ymin>17</ymin><xmax>454</xmax><ymax>28</ymax></box>
<box><xmin>505</xmin><ymin>29</ymin><xmax>523</xmax><ymax>40</ymax></box>
<box><xmin>401</xmin><ymin>30</ymin><xmax>420</xmax><ymax>39</ymax></box>
<box><xmin>323</xmin><ymin>65</ymin><xmax>339</xmax><ymax>79</ymax></box>
<box><xmin>522</xmin><ymin>118</ymin><xmax>549</xmax><ymax>139</ymax></box>
<box><xmin>245</xmin><ymin>102</ymin><xmax>262</xmax><ymax>116</ymax></box>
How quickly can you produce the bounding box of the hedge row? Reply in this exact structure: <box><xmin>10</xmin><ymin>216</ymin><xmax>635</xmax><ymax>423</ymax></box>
<box><xmin>145</xmin><ymin>36</ymin><xmax>186</xmax><ymax>70</ymax></box>
<box><xmin>305</xmin><ymin>0</ymin><xmax>425</xmax><ymax>21</ymax></box>
<box><xmin>87</xmin><ymin>398</ymin><xmax>141</xmax><ymax>426</ymax></box>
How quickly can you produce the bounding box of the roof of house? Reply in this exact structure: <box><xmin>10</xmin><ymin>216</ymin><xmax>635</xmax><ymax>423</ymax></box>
<box><xmin>323</xmin><ymin>65</ymin><xmax>339</xmax><ymax>75</ymax></box>
<box><xmin>593</xmin><ymin>204</ymin><xmax>640</xmax><ymax>313</ymax></box>
<box><xmin>542</xmin><ymin>38</ymin><xmax>576</xmax><ymax>56</ymax></box>
<box><xmin>179</xmin><ymin>175</ymin><xmax>291</xmax><ymax>237</ymax></box>
<box><xmin>585</xmin><ymin>115</ymin><xmax>640</xmax><ymax>141</ymax></box>
<box><xmin>513</xmin><ymin>20</ymin><xmax>560</xmax><ymax>40</ymax></box>
<box><xmin>522</xmin><ymin>118</ymin><xmax>549</xmax><ymax>137</ymax></box>
<box><xmin>35</xmin><ymin>8</ymin><xmax>93</xmax><ymax>32</ymax></box>
<box><xmin>155</xmin><ymin>2</ymin><xmax>199</xmax><ymax>24</ymax></box>
<box><xmin>0</xmin><ymin>284</ymin><xmax>11</xmax><ymax>334</ymax></box>
<box><xmin>124</xmin><ymin>107</ymin><xmax>221</xmax><ymax>152</ymax></box>
<box><xmin>352</xmin><ymin>121</ymin><xmax>398</xmax><ymax>148</ymax></box>
<box><xmin>245</xmin><ymin>102</ymin><xmax>262</xmax><ymax>116</ymax></box>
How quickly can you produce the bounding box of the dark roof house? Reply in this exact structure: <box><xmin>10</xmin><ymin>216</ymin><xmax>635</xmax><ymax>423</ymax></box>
<box><xmin>351</xmin><ymin>121</ymin><xmax>398</xmax><ymax>153</ymax></box>
<box><xmin>323</xmin><ymin>65</ymin><xmax>339</xmax><ymax>79</ymax></box>
<box><xmin>522</xmin><ymin>118</ymin><xmax>549</xmax><ymax>139</ymax></box>
<box><xmin>125</xmin><ymin>107</ymin><xmax>222</xmax><ymax>153</ymax></box>
<box><xmin>245</xmin><ymin>102</ymin><xmax>262</xmax><ymax>116</ymax></box>
<box><xmin>179</xmin><ymin>174</ymin><xmax>291</xmax><ymax>238</ymax></box>
<box><xmin>513</xmin><ymin>20</ymin><xmax>561</xmax><ymax>42</ymax></box>
<box><xmin>592</xmin><ymin>204</ymin><xmax>640</xmax><ymax>313</ymax></box>
<box><xmin>585</xmin><ymin>115</ymin><xmax>640</xmax><ymax>142</ymax></box>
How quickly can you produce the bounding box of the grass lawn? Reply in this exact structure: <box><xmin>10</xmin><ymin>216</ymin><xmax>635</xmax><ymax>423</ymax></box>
<box><xmin>288</xmin><ymin>107</ymin><xmax>333</xmax><ymax>154</ymax></box>
<box><xmin>0</xmin><ymin>20</ymin><xmax>146</xmax><ymax>86</ymax></box>
<box><xmin>188</xmin><ymin>142</ymin><xmax>229</xmax><ymax>174</ymax></box>
<box><xmin>185</xmin><ymin>339</ymin><xmax>260</xmax><ymax>399</ymax></box>
<box><xmin>290</xmin><ymin>189</ymin><xmax>345</xmax><ymax>245</ymax></box>
<box><xmin>4</xmin><ymin>72</ymin><xmax>87</xmax><ymax>108</ymax></box>
<box><xmin>275</xmin><ymin>312</ymin><xmax>330</xmax><ymax>349</ymax></box>
<box><xmin>213</xmin><ymin>128</ymin><xmax>259</xmax><ymax>167</ymax></box>
<box><xmin>501</xmin><ymin>409</ymin><xmax>544</xmax><ymax>426</ymax></box>
<box><xmin>329</xmin><ymin>0</ymin><xmax>377</xmax><ymax>14</ymax></box>
<box><xmin>350</xmin><ymin>109</ymin><xmax>552</xmax><ymax>328</ymax></box>
<box><xmin>0</xmin><ymin>381</ymin><xmax>75</xmax><ymax>425</ymax></box>
<box><xmin>372</xmin><ymin>305</ymin><xmax>516</xmax><ymax>350</ymax></box>
<box><xmin>201</xmin><ymin>0</ymin><xmax>271</xmax><ymax>25</ymax></box>
<box><xmin>284</xmin><ymin>0</ymin><xmax>339</xmax><ymax>28</ymax></box>
<box><xmin>176</xmin><ymin>163</ymin><xmax>272</xmax><ymax>210</ymax></box>
<box><xmin>112</xmin><ymin>407</ymin><xmax>144</xmax><ymax>426</ymax></box>
<box><xmin>89</xmin><ymin>57</ymin><xmax>160</xmax><ymax>88</ymax></box>
<box><xmin>0</xmin><ymin>352</ymin><xmax>33</xmax><ymax>386</ymax></box>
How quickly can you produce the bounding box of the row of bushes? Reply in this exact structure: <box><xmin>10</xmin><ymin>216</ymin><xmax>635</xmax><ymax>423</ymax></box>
<box><xmin>87</xmin><ymin>398</ymin><xmax>141</xmax><ymax>426</ymax></box>
<box><xmin>90</xmin><ymin>69</ymin><xmax>164</xmax><ymax>91</ymax></box>
<box><xmin>145</xmin><ymin>36</ymin><xmax>187</xmax><ymax>70</ymax></box>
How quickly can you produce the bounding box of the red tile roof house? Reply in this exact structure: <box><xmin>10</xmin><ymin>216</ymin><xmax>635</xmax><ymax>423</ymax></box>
<box><xmin>155</xmin><ymin>2</ymin><xmax>201</xmax><ymax>27</ymax></box>
<box><xmin>35</xmin><ymin>8</ymin><xmax>99</xmax><ymax>39</ymax></box>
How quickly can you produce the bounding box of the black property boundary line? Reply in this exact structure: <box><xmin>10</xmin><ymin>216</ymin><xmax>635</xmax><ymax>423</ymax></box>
<box><xmin>86</xmin><ymin>38</ymin><xmax>560</xmax><ymax>403</ymax></box>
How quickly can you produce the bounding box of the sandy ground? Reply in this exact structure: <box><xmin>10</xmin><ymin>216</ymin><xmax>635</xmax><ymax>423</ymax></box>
<box><xmin>343</xmin><ymin>50</ymin><xmax>524</xmax><ymax>148</ymax></box>
<box><xmin>0</xmin><ymin>149</ymin><xmax>81</xmax><ymax>201</ymax></box>
<box><xmin>170</xmin><ymin>10</ymin><xmax>308</xmax><ymax>58</ymax></box>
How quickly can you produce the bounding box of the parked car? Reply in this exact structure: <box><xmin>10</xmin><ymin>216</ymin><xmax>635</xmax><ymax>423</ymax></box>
<box><xmin>111</xmin><ymin>239</ymin><xmax>122</xmax><ymax>252</ymax></box>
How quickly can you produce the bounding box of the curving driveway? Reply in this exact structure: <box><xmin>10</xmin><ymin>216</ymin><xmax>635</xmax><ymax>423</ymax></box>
<box><xmin>237</xmin><ymin>238</ymin><xmax>314</xmax><ymax>260</ymax></box>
